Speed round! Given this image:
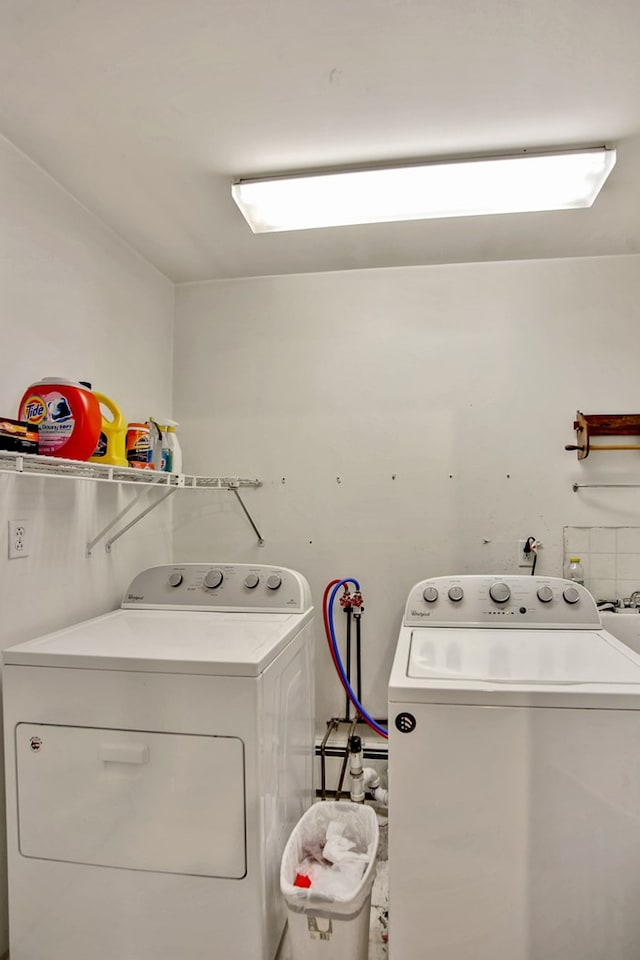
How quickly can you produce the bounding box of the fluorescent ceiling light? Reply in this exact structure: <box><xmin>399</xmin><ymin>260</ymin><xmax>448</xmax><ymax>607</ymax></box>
<box><xmin>232</xmin><ymin>147</ymin><xmax>616</xmax><ymax>233</ymax></box>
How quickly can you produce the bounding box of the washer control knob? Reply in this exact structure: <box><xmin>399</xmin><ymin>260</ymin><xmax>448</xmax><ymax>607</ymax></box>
<box><xmin>563</xmin><ymin>586</ymin><xmax>580</xmax><ymax>605</ymax></box>
<box><xmin>203</xmin><ymin>569</ymin><xmax>224</xmax><ymax>589</ymax></box>
<box><xmin>423</xmin><ymin>586</ymin><xmax>439</xmax><ymax>603</ymax></box>
<box><xmin>489</xmin><ymin>582</ymin><xmax>511</xmax><ymax>604</ymax></box>
<box><xmin>448</xmin><ymin>585</ymin><xmax>464</xmax><ymax>602</ymax></box>
<box><xmin>537</xmin><ymin>585</ymin><xmax>554</xmax><ymax>603</ymax></box>
<box><xmin>244</xmin><ymin>573</ymin><xmax>260</xmax><ymax>589</ymax></box>
<box><xmin>167</xmin><ymin>572</ymin><xmax>183</xmax><ymax>588</ymax></box>
<box><xmin>267</xmin><ymin>574</ymin><xmax>282</xmax><ymax>590</ymax></box>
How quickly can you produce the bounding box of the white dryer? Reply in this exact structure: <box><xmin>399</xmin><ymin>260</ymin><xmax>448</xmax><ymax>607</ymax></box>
<box><xmin>3</xmin><ymin>563</ymin><xmax>315</xmax><ymax>960</ymax></box>
<box><xmin>388</xmin><ymin>575</ymin><xmax>640</xmax><ymax>960</ymax></box>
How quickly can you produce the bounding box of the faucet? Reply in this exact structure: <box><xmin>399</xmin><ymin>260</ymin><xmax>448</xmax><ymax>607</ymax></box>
<box><xmin>627</xmin><ymin>591</ymin><xmax>640</xmax><ymax>608</ymax></box>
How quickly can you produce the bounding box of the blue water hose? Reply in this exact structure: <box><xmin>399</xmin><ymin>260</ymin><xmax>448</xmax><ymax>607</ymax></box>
<box><xmin>327</xmin><ymin>578</ymin><xmax>388</xmax><ymax>739</ymax></box>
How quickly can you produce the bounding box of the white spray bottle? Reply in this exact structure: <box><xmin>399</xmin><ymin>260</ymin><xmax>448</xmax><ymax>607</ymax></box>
<box><xmin>162</xmin><ymin>419</ymin><xmax>182</xmax><ymax>474</ymax></box>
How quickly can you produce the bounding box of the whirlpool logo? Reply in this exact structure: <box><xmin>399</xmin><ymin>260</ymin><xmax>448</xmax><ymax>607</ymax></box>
<box><xmin>411</xmin><ymin>609</ymin><xmax>431</xmax><ymax>617</ymax></box>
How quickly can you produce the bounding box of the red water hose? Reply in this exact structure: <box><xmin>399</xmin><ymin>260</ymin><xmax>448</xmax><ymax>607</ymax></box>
<box><xmin>323</xmin><ymin>578</ymin><xmax>342</xmax><ymax>672</ymax></box>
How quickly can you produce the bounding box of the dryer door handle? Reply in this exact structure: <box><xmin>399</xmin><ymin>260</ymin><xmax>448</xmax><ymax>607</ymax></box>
<box><xmin>99</xmin><ymin>743</ymin><xmax>149</xmax><ymax>764</ymax></box>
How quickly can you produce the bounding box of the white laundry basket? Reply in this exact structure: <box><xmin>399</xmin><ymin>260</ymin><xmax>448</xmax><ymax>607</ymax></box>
<box><xmin>280</xmin><ymin>800</ymin><xmax>379</xmax><ymax>960</ymax></box>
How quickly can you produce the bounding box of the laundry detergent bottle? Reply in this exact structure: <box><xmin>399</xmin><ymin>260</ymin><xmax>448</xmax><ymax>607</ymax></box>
<box><xmin>89</xmin><ymin>392</ymin><xmax>128</xmax><ymax>467</ymax></box>
<box><xmin>19</xmin><ymin>378</ymin><xmax>102</xmax><ymax>460</ymax></box>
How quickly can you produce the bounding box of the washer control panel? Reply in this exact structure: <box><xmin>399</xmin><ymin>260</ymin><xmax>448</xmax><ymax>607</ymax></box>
<box><xmin>404</xmin><ymin>576</ymin><xmax>600</xmax><ymax>628</ymax></box>
<box><xmin>123</xmin><ymin>564</ymin><xmax>311</xmax><ymax>613</ymax></box>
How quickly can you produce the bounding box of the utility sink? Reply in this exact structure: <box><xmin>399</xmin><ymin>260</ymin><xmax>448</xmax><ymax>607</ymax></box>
<box><xmin>600</xmin><ymin>609</ymin><xmax>640</xmax><ymax>655</ymax></box>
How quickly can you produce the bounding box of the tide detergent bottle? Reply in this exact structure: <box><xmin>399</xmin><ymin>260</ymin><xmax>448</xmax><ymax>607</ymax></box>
<box><xmin>19</xmin><ymin>378</ymin><xmax>102</xmax><ymax>460</ymax></box>
<box><xmin>19</xmin><ymin>379</ymin><xmax>128</xmax><ymax>466</ymax></box>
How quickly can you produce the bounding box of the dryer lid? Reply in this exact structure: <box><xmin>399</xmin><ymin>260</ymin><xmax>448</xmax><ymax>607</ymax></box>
<box><xmin>3</xmin><ymin>608</ymin><xmax>313</xmax><ymax>677</ymax></box>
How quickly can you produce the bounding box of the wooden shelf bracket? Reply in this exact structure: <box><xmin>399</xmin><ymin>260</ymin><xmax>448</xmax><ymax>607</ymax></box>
<box><xmin>565</xmin><ymin>411</ymin><xmax>640</xmax><ymax>459</ymax></box>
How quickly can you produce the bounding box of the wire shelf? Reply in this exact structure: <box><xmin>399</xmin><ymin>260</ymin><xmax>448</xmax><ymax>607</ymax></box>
<box><xmin>0</xmin><ymin>450</ymin><xmax>260</xmax><ymax>490</ymax></box>
<box><xmin>0</xmin><ymin>450</ymin><xmax>264</xmax><ymax>550</ymax></box>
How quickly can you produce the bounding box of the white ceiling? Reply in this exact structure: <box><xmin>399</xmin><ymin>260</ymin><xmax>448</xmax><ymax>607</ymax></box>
<box><xmin>2</xmin><ymin>0</ymin><xmax>640</xmax><ymax>283</ymax></box>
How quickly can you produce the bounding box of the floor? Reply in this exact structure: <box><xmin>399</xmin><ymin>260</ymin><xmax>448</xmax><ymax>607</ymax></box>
<box><xmin>368</xmin><ymin>860</ymin><xmax>390</xmax><ymax>959</ymax></box>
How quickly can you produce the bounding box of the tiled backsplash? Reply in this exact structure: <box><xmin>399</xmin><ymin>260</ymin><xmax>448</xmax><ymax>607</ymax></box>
<box><xmin>563</xmin><ymin>526</ymin><xmax>640</xmax><ymax>602</ymax></box>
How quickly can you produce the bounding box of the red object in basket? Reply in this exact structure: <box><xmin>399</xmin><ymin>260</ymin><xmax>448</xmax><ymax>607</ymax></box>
<box><xmin>293</xmin><ymin>872</ymin><xmax>312</xmax><ymax>888</ymax></box>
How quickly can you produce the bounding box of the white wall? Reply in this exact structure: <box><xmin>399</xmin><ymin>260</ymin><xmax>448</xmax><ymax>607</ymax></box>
<box><xmin>0</xmin><ymin>135</ymin><xmax>174</xmax><ymax>954</ymax></box>
<box><xmin>173</xmin><ymin>255</ymin><xmax>640</xmax><ymax>730</ymax></box>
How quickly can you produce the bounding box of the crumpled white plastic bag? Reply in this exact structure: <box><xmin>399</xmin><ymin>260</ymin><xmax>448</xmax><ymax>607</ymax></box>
<box><xmin>282</xmin><ymin>802</ymin><xmax>378</xmax><ymax>905</ymax></box>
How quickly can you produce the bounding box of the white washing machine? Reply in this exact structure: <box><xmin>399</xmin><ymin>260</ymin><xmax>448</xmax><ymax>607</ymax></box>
<box><xmin>388</xmin><ymin>575</ymin><xmax>640</xmax><ymax>960</ymax></box>
<box><xmin>3</xmin><ymin>562</ymin><xmax>315</xmax><ymax>960</ymax></box>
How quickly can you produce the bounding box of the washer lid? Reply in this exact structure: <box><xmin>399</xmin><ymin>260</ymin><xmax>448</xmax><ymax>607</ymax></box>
<box><xmin>388</xmin><ymin>626</ymin><xmax>640</xmax><ymax>708</ymax></box>
<box><xmin>408</xmin><ymin>628</ymin><xmax>640</xmax><ymax>685</ymax></box>
<box><xmin>3</xmin><ymin>608</ymin><xmax>313</xmax><ymax>677</ymax></box>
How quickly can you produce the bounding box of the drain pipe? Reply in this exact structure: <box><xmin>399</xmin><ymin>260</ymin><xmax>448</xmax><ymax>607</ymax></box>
<box><xmin>348</xmin><ymin>735</ymin><xmax>365</xmax><ymax>803</ymax></box>
<box><xmin>363</xmin><ymin>768</ymin><xmax>389</xmax><ymax>807</ymax></box>
<box><xmin>349</xmin><ymin>735</ymin><xmax>389</xmax><ymax>806</ymax></box>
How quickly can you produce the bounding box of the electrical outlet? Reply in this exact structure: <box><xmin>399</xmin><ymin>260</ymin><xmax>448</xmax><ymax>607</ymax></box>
<box><xmin>518</xmin><ymin>539</ymin><xmax>535</xmax><ymax>567</ymax></box>
<box><xmin>8</xmin><ymin>519</ymin><xmax>29</xmax><ymax>559</ymax></box>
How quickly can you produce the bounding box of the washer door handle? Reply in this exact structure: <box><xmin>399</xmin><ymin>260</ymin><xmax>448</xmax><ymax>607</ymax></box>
<box><xmin>99</xmin><ymin>743</ymin><xmax>149</xmax><ymax>764</ymax></box>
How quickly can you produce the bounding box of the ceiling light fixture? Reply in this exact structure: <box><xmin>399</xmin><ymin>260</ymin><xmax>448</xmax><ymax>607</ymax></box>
<box><xmin>231</xmin><ymin>146</ymin><xmax>616</xmax><ymax>233</ymax></box>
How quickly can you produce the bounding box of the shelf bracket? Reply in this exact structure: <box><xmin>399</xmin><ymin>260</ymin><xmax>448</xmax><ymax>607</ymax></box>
<box><xmin>565</xmin><ymin>411</ymin><xmax>640</xmax><ymax>459</ymax></box>
<box><xmin>229</xmin><ymin>482</ymin><xmax>265</xmax><ymax>544</ymax></box>
<box><xmin>0</xmin><ymin>452</ymin><xmax>263</xmax><ymax>553</ymax></box>
<box><xmin>87</xmin><ymin>486</ymin><xmax>179</xmax><ymax>556</ymax></box>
